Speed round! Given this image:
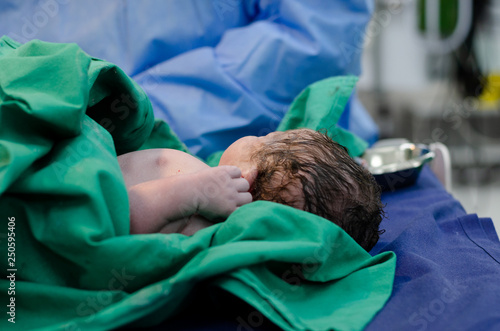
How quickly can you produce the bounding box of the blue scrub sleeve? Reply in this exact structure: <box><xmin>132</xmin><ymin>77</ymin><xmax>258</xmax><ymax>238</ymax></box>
<box><xmin>0</xmin><ymin>0</ymin><xmax>377</xmax><ymax>157</ymax></box>
<box><xmin>133</xmin><ymin>0</ymin><xmax>374</xmax><ymax>158</ymax></box>
<box><xmin>342</xmin><ymin>91</ymin><xmax>380</xmax><ymax>146</ymax></box>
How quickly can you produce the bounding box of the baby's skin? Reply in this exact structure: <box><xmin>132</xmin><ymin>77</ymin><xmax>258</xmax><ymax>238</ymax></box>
<box><xmin>118</xmin><ymin>149</ymin><xmax>253</xmax><ymax>235</ymax></box>
<box><xmin>119</xmin><ymin>130</ymin><xmax>306</xmax><ymax>236</ymax></box>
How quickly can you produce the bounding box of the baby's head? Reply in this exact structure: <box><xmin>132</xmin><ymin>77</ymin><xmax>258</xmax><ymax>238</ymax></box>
<box><xmin>219</xmin><ymin>129</ymin><xmax>384</xmax><ymax>251</ymax></box>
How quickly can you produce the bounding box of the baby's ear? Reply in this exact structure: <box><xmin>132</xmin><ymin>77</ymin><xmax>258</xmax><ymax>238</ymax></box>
<box><xmin>242</xmin><ymin>169</ymin><xmax>258</xmax><ymax>191</ymax></box>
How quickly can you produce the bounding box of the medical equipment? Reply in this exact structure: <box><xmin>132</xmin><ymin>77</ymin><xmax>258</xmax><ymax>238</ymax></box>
<box><xmin>361</xmin><ymin>139</ymin><xmax>435</xmax><ymax>190</ymax></box>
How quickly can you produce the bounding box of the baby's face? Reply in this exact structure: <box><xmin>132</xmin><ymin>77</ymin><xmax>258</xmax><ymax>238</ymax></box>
<box><xmin>219</xmin><ymin>130</ymin><xmax>305</xmax><ymax>169</ymax></box>
<box><xmin>220</xmin><ymin>129</ymin><xmax>313</xmax><ymax>209</ymax></box>
<box><xmin>219</xmin><ymin>135</ymin><xmax>260</xmax><ymax>170</ymax></box>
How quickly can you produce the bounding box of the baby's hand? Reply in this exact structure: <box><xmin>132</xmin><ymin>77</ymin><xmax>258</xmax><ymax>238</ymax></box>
<box><xmin>191</xmin><ymin>166</ymin><xmax>252</xmax><ymax>221</ymax></box>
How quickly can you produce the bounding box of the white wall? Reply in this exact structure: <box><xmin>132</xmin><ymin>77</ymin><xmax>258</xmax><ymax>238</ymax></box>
<box><xmin>358</xmin><ymin>0</ymin><xmax>431</xmax><ymax>92</ymax></box>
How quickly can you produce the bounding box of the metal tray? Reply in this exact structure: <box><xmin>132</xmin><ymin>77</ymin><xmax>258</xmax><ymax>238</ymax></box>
<box><xmin>360</xmin><ymin>140</ymin><xmax>435</xmax><ymax>191</ymax></box>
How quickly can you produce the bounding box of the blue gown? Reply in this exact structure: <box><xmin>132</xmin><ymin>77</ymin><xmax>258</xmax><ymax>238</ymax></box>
<box><xmin>0</xmin><ymin>0</ymin><xmax>378</xmax><ymax>157</ymax></box>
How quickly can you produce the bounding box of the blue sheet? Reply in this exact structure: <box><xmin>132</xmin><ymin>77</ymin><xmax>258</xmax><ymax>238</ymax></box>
<box><xmin>0</xmin><ymin>0</ymin><xmax>379</xmax><ymax>158</ymax></box>
<box><xmin>369</xmin><ymin>166</ymin><xmax>500</xmax><ymax>330</ymax></box>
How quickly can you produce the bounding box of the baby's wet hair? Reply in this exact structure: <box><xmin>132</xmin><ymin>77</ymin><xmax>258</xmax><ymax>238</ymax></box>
<box><xmin>250</xmin><ymin>129</ymin><xmax>384</xmax><ymax>251</ymax></box>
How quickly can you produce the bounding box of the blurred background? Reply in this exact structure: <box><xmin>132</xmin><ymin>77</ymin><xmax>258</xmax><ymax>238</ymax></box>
<box><xmin>358</xmin><ymin>0</ymin><xmax>500</xmax><ymax>227</ymax></box>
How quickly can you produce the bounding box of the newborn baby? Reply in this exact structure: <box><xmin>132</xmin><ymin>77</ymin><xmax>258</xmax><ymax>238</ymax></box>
<box><xmin>118</xmin><ymin>129</ymin><xmax>384</xmax><ymax>251</ymax></box>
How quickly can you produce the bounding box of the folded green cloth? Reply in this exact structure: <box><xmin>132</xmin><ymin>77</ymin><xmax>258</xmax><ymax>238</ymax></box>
<box><xmin>201</xmin><ymin>75</ymin><xmax>367</xmax><ymax>166</ymax></box>
<box><xmin>0</xmin><ymin>36</ymin><xmax>395</xmax><ymax>331</ymax></box>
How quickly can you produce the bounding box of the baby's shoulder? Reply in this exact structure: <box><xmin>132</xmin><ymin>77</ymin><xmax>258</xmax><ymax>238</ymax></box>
<box><xmin>118</xmin><ymin>149</ymin><xmax>209</xmax><ymax>187</ymax></box>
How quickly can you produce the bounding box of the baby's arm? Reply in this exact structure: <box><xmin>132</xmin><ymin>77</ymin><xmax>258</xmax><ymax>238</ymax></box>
<box><xmin>128</xmin><ymin>166</ymin><xmax>252</xmax><ymax>234</ymax></box>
